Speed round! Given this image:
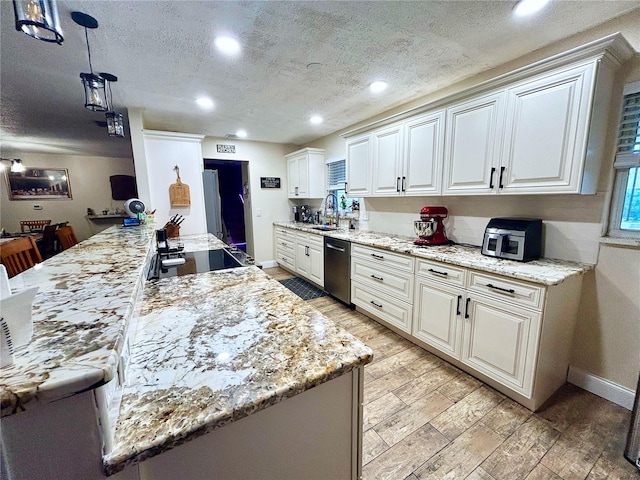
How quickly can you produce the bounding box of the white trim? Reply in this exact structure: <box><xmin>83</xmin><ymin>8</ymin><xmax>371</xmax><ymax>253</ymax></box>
<box><xmin>259</xmin><ymin>260</ymin><xmax>278</xmax><ymax>268</ymax></box>
<box><xmin>567</xmin><ymin>365</ymin><xmax>636</xmax><ymax>410</ymax></box>
<box><xmin>623</xmin><ymin>80</ymin><xmax>640</xmax><ymax>95</ymax></box>
<box><xmin>142</xmin><ymin>130</ymin><xmax>205</xmax><ymax>141</ymax></box>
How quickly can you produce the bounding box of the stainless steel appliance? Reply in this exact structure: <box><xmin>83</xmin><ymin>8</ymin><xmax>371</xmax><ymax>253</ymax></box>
<box><xmin>625</xmin><ymin>374</ymin><xmax>640</xmax><ymax>470</ymax></box>
<box><xmin>481</xmin><ymin>218</ymin><xmax>542</xmax><ymax>262</ymax></box>
<box><xmin>324</xmin><ymin>237</ymin><xmax>351</xmax><ymax>305</ymax></box>
<box><xmin>203</xmin><ymin>170</ymin><xmax>225</xmax><ymax>240</ymax></box>
<box><xmin>414</xmin><ymin>206</ymin><xmax>450</xmax><ymax>246</ymax></box>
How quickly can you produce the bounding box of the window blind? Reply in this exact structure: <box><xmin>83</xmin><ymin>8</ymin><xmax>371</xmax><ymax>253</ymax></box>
<box><xmin>327</xmin><ymin>160</ymin><xmax>346</xmax><ymax>190</ymax></box>
<box><xmin>614</xmin><ymin>90</ymin><xmax>640</xmax><ymax>169</ymax></box>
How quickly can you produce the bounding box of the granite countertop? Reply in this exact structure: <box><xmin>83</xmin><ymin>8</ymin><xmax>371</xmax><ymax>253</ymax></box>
<box><xmin>274</xmin><ymin>222</ymin><xmax>593</xmax><ymax>286</ymax></box>
<box><xmin>0</xmin><ymin>225</ymin><xmax>156</xmax><ymax>417</ymax></box>
<box><xmin>103</xmin><ymin>267</ymin><xmax>372</xmax><ymax>475</ymax></box>
<box><xmin>0</xmin><ymin>228</ymin><xmax>229</xmax><ymax>418</ymax></box>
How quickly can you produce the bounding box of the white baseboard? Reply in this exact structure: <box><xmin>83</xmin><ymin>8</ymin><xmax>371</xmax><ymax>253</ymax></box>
<box><xmin>259</xmin><ymin>260</ymin><xmax>278</xmax><ymax>269</ymax></box>
<box><xmin>567</xmin><ymin>366</ymin><xmax>636</xmax><ymax>410</ymax></box>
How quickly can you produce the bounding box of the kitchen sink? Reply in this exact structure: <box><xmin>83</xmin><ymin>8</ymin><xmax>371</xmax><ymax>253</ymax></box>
<box><xmin>311</xmin><ymin>226</ymin><xmax>338</xmax><ymax>232</ymax></box>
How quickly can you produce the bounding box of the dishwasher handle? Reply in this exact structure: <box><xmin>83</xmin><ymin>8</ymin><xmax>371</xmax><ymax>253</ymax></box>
<box><xmin>326</xmin><ymin>243</ymin><xmax>346</xmax><ymax>253</ymax></box>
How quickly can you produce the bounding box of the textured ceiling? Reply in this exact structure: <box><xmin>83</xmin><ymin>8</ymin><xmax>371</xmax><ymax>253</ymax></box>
<box><xmin>1</xmin><ymin>1</ymin><xmax>639</xmax><ymax>159</ymax></box>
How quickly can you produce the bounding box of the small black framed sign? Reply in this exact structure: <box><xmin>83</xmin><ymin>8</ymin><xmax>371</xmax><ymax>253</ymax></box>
<box><xmin>260</xmin><ymin>177</ymin><xmax>281</xmax><ymax>189</ymax></box>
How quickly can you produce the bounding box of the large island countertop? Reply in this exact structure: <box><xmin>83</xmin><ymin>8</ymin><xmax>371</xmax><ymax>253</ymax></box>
<box><xmin>274</xmin><ymin>222</ymin><xmax>593</xmax><ymax>286</ymax></box>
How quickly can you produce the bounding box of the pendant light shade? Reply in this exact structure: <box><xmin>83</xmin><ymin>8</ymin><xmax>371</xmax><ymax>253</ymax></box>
<box><xmin>11</xmin><ymin>159</ymin><xmax>26</xmax><ymax>173</ymax></box>
<box><xmin>106</xmin><ymin>111</ymin><xmax>124</xmax><ymax>138</ymax></box>
<box><xmin>80</xmin><ymin>73</ymin><xmax>107</xmax><ymax>112</ymax></box>
<box><xmin>13</xmin><ymin>0</ymin><xmax>63</xmax><ymax>44</ymax></box>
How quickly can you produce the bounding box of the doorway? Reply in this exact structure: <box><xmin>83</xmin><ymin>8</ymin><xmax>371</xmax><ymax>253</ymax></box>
<box><xmin>203</xmin><ymin>159</ymin><xmax>252</xmax><ymax>254</ymax></box>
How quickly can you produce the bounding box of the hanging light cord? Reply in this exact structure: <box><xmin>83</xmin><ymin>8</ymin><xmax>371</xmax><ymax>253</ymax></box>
<box><xmin>84</xmin><ymin>27</ymin><xmax>94</xmax><ymax>74</ymax></box>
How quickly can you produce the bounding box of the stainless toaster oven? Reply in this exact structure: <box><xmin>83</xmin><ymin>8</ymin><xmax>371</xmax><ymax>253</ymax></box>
<box><xmin>481</xmin><ymin>218</ymin><xmax>542</xmax><ymax>262</ymax></box>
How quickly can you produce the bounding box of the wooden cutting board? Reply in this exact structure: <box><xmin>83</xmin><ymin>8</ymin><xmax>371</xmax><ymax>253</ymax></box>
<box><xmin>169</xmin><ymin>165</ymin><xmax>191</xmax><ymax>207</ymax></box>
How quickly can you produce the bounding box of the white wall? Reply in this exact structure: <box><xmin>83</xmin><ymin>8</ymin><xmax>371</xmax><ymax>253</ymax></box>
<box><xmin>140</xmin><ymin>131</ymin><xmax>206</xmax><ymax>236</ymax></box>
<box><xmin>0</xmin><ymin>153</ymin><xmax>135</xmax><ymax>242</ymax></box>
<box><xmin>201</xmin><ymin>137</ymin><xmax>294</xmax><ymax>263</ymax></box>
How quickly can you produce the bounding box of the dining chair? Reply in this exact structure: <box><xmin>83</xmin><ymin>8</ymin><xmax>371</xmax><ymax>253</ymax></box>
<box><xmin>0</xmin><ymin>237</ymin><xmax>43</xmax><ymax>278</ymax></box>
<box><xmin>55</xmin><ymin>225</ymin><xmax>78</xmax><ymax>250</ymax></box>
<box><xmin>20</xmin><ymin>220</ymin><xmax>52</xmax><ymax>233</ymax></box>
<box><xmin>38</xmin><ymin>224</ymin><xmax>60</xmax><ymax>259</ymax></box>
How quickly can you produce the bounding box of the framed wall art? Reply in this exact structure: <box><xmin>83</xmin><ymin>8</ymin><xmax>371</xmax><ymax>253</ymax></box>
<box><xmin>5</xmin><ymin>167</ymin><xmax>72</xmax><ymax>200</ymax></box>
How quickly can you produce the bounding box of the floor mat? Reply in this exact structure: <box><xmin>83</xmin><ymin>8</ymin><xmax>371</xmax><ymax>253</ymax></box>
<box><xmin>279</xmin><ymin>277</ymin><xmax>326</xmax><ymax>300</ymax></box>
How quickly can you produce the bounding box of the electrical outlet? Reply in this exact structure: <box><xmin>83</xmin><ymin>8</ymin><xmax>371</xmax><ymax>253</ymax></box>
<box><xmin>256</xmin><ymin>208</ymin><xmax>262</xmax><ymax>217</ymax></box>
<box><xmin>362</xmin><ymin>212</ymin><xmax>369</xmax><ymax>221</ymax></box>
<box><xmin>33</xmin><ymin>205</ymin><xmax>43</xmax><ymax>210</ymax></box>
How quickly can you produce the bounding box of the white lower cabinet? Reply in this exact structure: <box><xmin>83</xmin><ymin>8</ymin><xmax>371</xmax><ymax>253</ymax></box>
<box><xmin>275</xmin><ymin>227</ymin><xmax>297</xmax><ymax>271</ymax></box>
<box><xmin>296</xmin><ymin>232</ymin><xmax>324</xmax><ymax>287</ymax></box>
<box><xmin>410</xmin><ymin>258</ymin><xmax>581</xmax><ymax>410</ymax></box>
<box><xmin>351</xmin><ymin>245</ymin><xmax>414</xmax><ymax>334</ymax></box>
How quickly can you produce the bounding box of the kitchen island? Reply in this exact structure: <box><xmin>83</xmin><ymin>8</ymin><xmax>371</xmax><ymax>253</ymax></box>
<box><xmin>1</xmin><ymin>225</ymin><xmax>372</xmax><ymax>480</ymax></box>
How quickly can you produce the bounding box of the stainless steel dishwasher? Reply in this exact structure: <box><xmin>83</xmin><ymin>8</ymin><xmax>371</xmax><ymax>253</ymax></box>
<box><xmin>324</xmin><ymin>237</ymin><xmax>351</xmax><ymax>305</ymax></box>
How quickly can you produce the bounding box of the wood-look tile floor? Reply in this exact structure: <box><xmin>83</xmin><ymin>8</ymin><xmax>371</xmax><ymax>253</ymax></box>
<box><xmin>264</xmin><ymin>267</ymin><xmax>638</xmax><ymax>480</ymax></box>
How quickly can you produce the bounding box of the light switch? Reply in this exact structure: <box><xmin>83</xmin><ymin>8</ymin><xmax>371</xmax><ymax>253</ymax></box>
<box><xmin>256</xmin><ymin>208</ymin><xmax>262</xmax><ymax>217</ymax></box>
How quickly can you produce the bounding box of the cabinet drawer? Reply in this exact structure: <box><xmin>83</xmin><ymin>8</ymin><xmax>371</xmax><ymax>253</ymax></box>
<box><xmin>276</xmin><ymin>249</ymin><xmax>296</xmax><ymax>270</ymax></box>
<box><xmin>351</xmin><ymin>282</ymin><xmax>412</xmax><ymax>334</ymax></box>
<box><xmin>275</xmin><ymin>236</ymin><xmax>295</xmax><ymax>253</ymax></box>
<box><xmin>352</xmin><ymin>244</ymin><xmax>414</xmax><ymax>272</ymax></box>
<box><xmin>415</xmin><ymin>259</ymin><xmax>466</xmax><ymax>287</ymax></box>
<box><xmin>351</xmin><ymin>258</ymin><xmax>413</xmax><ymax>302</ymax></box>
<box><xmin>467</xmin><ymin>271</ymin><xmax>544</xmax><ymax>310</ymax></box>
<box><xmin>296</xmin><ymin>231</ymin><xmax>323</xmax><ymax>247</ymax></box>
<box><xmin>275</xmin><ymin>227</ymin><xmax>296</xmax><ymax>240</ymax></box>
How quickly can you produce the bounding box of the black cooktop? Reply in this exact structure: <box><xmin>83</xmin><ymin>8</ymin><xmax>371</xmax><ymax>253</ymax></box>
<box><xmin>148</xmin><ymin>249</ymin><xmax>243</xmax><ymax>280</ymax></box>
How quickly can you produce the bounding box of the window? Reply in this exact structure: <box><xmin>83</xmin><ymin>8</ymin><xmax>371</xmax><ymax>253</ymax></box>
<box><xmin>609</xmin><ymin>82</ymin><xmax>640</xmax><ymax>238</ymax></box>
<box><xmin>327</xmin><ymin>159</ymin><xmax>359</xmax><ymax>213</ymax></box>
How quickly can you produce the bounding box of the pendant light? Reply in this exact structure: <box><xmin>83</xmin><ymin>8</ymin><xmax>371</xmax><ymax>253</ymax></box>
<box><xmin>101</xmin><ymin>73</ymin><xmax>125</xmax><ymax>138</ymax></box>
<box><xmin>11</xmin><ymin>159</ymin><xmax>26</xmax><ymax>173</ymax></box>
<box><xmin>72</xmin><ymin>11</ymin><xmax>107</xmax><ymax>112</ymax></box>
<box><xmin>13</xmin><ymin>0</ymin><xmax>63</xmax><ymax>44</ymax></box>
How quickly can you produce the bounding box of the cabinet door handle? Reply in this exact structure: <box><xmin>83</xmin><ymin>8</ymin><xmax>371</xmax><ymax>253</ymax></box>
<box><xmin>456</xmin><ymin>295</ymin><xmax>462</xmax><ymax>315</ymax></box>
<box><xmin>370</xmin><ymin>274</ymin><xmax>384</xmax><ymax>281</ymax></box>
<box><xmin>402</xmin><ymin>176</ymin><xmax>406</xmax><ymax>191</ymax></box>
<box><xmin>295</xmin><ymin>186</ymin><xmax>299</xmax><ymax>196</ymax></box>
<box><xmin>499</xmin><ymin>166</ymin><xmax>505</xmax><ymax>189</ymax></box>
<box><xmin>396</xmin><ymin>177</ymin><xmax>400</xmax><ymax>192</ymax></box>
<box><xmin>344</xmin><ymin>182</ymin><xmax>348</xmax><ymax>194</ymax></box>
<box><xmin>371</xmin><ymin>253</ymin><xmax>385</xmax><ymax>260</ymax></box>
<box><xmin>487</xmin><ymin>283</ymin><xmax>515</xmax><ymax>294</ymax></box>
<box><xmin>428</xmin><ymin>268</ymin><xmax>448</xmax><ymax>276</ymax></box>
<box><xmin>305</xmin><ymin>246</ymin><xmax>309</xmax><ymax>256</ymax></box>
<box><xmin>489</xmin><ymin>167</ymin><xmax>496</xmax><ymax>189</ymax></box>
<box><xmin>370</xmin><ymin>300</ymin><xmax>383</xmax><ymax>308</ymax></box>
<box><xmin>465</xmin><ymin>297</ymin><xmax>471</xmax><ymax>319</ymax></box>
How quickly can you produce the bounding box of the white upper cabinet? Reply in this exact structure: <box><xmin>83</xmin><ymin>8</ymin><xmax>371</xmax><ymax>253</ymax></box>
<box><xmin>346</xmin><ymin>133</ymin><xmax>372</xmax><ymax>196</ymax></box>
<box><xmin>286</xmin><ymin>148</ymin><xmax>325</xmax><ymax>199</ymax></box>
<box><xmin>341</xmin><ymin>35</ymin><xmax>632</xmax><ymax>197</ymax></box>
<box><xmin>500</xmin><ymin>63</ymin><xmax>595</xmax><ymax>194</ymax></box>
<box><xmin>443</xmin><ymin>92</ymin><xmax>505</xmax><ymax>195</ymax></box>
<box><xmin>372</xmin><ymin>123</ymin><xmax>404</xmax><ymax>196</ymax></box>
<box><xmin>404</xmin><ymin>110</ymin><xmax>445</xmax><ymax>195</ymax></box>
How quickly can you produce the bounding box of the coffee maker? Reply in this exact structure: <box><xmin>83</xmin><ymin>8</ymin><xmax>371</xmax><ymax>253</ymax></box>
<box><xmin>414</xmin><ymin>206</ymin><xmax>451</xmax><ymax>246</ymax></box>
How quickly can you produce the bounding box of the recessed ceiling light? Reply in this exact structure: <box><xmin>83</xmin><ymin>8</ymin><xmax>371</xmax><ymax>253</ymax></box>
<box><xmin>513</xmin><ymin>0</ymin><xmax>550</xmax><ymax>17</ymax></box>
<box><xmin>214</xmin><ymin>36</ymin><xmax>241</xmax><ymax>55</ymax></box>
<box><xmin>196</xmin><ymin>97</ymin><xmax>214</xmax><ymax>109</ymax></box>
<box><xmin>236</xmin><ymin>129</ymin><xmax>247</xmax><ymax>138</ymax></box>
<box><xmin>370</xmin><ymin>81</ymin><xmax>388</xmax><ymax>93</ymax></box>
<box><xmin>310</xmin><ymin>115</ymin><xmax>323</xmax><ymax>125</ymax></box>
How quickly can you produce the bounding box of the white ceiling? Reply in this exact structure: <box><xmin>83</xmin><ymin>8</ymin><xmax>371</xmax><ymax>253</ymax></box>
<box><xmin>1</xmin><ymin>1</ymin><xmax>639</xmax><ymax>159</ymax></box>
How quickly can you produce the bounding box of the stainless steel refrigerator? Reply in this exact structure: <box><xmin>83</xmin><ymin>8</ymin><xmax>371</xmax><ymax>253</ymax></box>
<box><xmin>202</xmin><ymin>170</ymin><xmax>225</xmax><ymax>241</ymax></box>
<box><xmin>625</xmin><ymin>373</ymin><xmax>640</xmax><ymax>470</ymax></box>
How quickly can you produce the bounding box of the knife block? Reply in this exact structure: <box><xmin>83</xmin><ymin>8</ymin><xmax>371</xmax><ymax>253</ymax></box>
<box><xmin>164</xmin><ymin>224</ymin><xmax>180</xmax><ymax>238</ymax></box>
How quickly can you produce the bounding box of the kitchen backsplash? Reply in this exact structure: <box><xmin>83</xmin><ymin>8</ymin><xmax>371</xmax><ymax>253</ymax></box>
<box><xmin>290</xmin><ymin>193</ymin><xmax>604</xmax><ymax>264</ymax></box>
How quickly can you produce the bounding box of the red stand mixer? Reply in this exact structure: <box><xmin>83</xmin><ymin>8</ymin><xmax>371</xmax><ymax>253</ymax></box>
<box><xmin>414</xmin><ymin>206</ymin><xmax>451</xmax><ymax>246</ymax></box>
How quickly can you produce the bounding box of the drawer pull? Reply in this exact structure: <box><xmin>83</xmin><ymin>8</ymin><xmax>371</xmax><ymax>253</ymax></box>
<box><xmin>487</xmin><ymin>283</ymin><xmax>515</xmax><ymax>295</ymax></box>
<box><xmin>370</xmin><ymin>300</ymin><xmax>383</xmax><ymax>308</ymax></box>
<box><xmin>456</xmin><ymin>295</ymin><xmax>462</xmax><ymax>315</ymax></box>
<box><xmin>371</xmin><ymin>253</ymin><xmax>385</xmax><ymax>260</ymax></box>
<box><xmin>465</xmin><ymin>297</ymin><xmax>471</xmax><ymax>319</ymax></box>
<box><xmin>370</xmin><ymin>274</ymin><xmax>384</xmax><ymax>281</ymax></box>
<box><xmin>428</xmin><ymin>268</ymin><xmax>448</xmax><ymax>276</ymax></box>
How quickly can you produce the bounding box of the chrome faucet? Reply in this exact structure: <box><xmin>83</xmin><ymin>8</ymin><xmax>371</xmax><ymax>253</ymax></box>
<box><xmin>323</xmin><ymin>193</ymin><xmax>339</xmax><ymax>228</ymax></box>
